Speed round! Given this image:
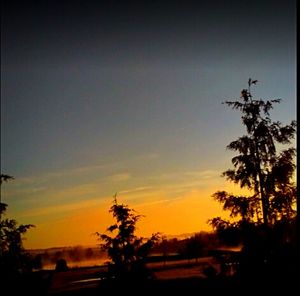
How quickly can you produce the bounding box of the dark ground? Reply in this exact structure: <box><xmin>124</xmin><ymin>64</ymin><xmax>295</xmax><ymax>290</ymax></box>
<box><xmin>2</xmin><ymin>256</ymin><xmax>297</xmax><ymax>296</ymax></box>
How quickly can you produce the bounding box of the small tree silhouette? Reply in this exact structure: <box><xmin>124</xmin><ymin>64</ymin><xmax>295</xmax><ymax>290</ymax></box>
<box><xmin>184</xmin><ymin>234</ymin><xmax>204</xmax><ymax>262</ymax></box>
<box><xmin>0</xmin><ymin>174</ymin><xmax>34</xmax><ymax>284</ymax></box>
<box><xmin>96</xmin><ymin>196</ymin><xmax>160</xmax><ymax>279</ymax></box>
<box><xmin>55</xmin><ymin>258</ymin><xmax>68</xmax><ymax>272</ymax></box>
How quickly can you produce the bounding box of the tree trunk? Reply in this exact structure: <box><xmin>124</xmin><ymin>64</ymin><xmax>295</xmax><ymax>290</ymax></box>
<box><xmin>254</xmin><ymin>138</ymin><xmax>268</xmax><ymax>226</ymax></box>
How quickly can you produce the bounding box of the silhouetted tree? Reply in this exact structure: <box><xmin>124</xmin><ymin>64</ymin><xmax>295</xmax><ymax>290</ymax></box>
<box><xmin>210</xmin><ymin>79</ymin><xmax>296</xmax><ymax>229</ymax></box>
<box><xmin>85</xmin><ymin>247</ymin><xmax>94</xmax><ymax>259</ymax></box>
<box><xmin>184</xmin><ymin>234</ymin><xmax>205</xmax><ymax>262</ymax></box>
<box><xmin>209</xmin><ymin>79</ymin><xmax>297</xmax><ymax>281</ymax></box>
<box><xmin>55</xmin><ymin>258</ymin><xmax>68</xmax><ymax>272</ymax></box>
<box><xmin>51</xmin><ymin>250</ymin><xmax>63</xmax><ymax>264</ymax></box>
<box><xmin>159</xmin><ymin>237</ymin><xmax>169</xmax><ymax>266</ymax></box>
<box><xmin>32</xmin><ymin>254</ymin><xmax>43</xmax><ymax>270</ymax></box>
<box><xmin>0</xmin><ymin>175</ymin><xmax>34</xmax><ymax>280</ymax></box>
<box><xmin>96</xmin><ymin>196</ymin><xmax>160</xmax><ymax>279</ymax></box>
<box><xmin>0</xmin><ymin>174</ymin><xmax>14</xmax><ymax>214</ymax></box>
<box><xmin>68</xmin><ymin>246</ymin><xmax>83</xmax><ymax>262</ymax></box>
<box><xmin>208</xmin><ymin>217</ymin><xmax>242</xmax><ymax>246</ymax></box>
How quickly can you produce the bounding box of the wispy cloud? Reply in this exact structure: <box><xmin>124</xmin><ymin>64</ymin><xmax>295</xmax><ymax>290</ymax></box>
<box><xmin>136</xmin><ymin>153</ymin><xmax>159</xmax><ymax>160</ymax></box>
<box><xmin>106</xmin><ymin>169</ymin><xmax>227</xmax><ymax>208</ymax></box>
<box><xmin>135</xmin><ymin>197</ymin><xmax>183</xmax><ymax>208</ymax></box>
<box><xmin>6</xmin><ymin>152</ymin><xmax>161</xmax><ymax>196</ymax></box>
<box><xmin>52</xmin><ymin>183</ymin><xmax>100</xmax><ymax>200</ymax></box>
<box><xmin>145</xmin><ymin>169</ymin><xmax>222</xmax><ymax>190</ymax></box>
<box><xmin>4</xmin><ymin>166</ymin><xmax>235</xmax><ymax>233</ymax></box>
<box><xmin>119</xmin><ymin>186</ymin><xmax>152</xmax><ymax>195</ymax></box>
<box><xmin>105</xmin><ymin>173</ymin><xmax>131</xmax><ymax>182</ymax></box>
<box><xmin>16</xmin><ymin>198</ymin><xmax>105</xmax><ymax>218</ymax></box>
<box><xmin>15</xmin><ymin>162</ymin><xmax>119</xmax><ymax>185</ymax></box>
<box><xmin>15</xmin><ymin>153</ymin><xmax>158</xmax><ymax>186</ymax></box>
<box><xmin>184</xmin><ymin>169</ymin><xmax>220</xmax><ymax>179</ymax></box>
<box><xmin>1</xmin><ymin>185</ymin><xmax>48</xmax><ymax>198</ymax></box>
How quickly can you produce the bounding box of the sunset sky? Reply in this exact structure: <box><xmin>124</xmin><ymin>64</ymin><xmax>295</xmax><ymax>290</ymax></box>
<box><xmin>1</xmin><ymin>0</ymin><xmax>296</xmax><ymax>249</ymax></box>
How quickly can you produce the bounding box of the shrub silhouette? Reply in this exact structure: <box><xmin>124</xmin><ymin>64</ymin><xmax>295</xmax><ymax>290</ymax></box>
<box><xmin>0</xmin><ymin>174</ymin><xmax>46</xmax><ymax>294</ymax></box>
<box><xmin>0</xmin><ymin>175</ymin><xmax>34</xmax><ymax>277</ymax></box>
<box><xmin>55</xmin><ymin>258</ymin><xmax>69</xmax><ymax>272</ymax></box>
<box><xmin>96</xmin><ymin>196</ymin><xmax>160</xmax><ymax>279</ymax></box>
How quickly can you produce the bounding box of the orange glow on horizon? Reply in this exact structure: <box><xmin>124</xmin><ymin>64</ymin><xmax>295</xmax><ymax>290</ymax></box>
<box><xmin>23</xmin><ymin>183</ymin><xmax>252</xmax><ymax>249</ymax></box>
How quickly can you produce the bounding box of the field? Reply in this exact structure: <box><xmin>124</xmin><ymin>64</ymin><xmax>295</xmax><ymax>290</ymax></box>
<box><xmin>4</xmin><ymin>253</ymin><xmax>297</xmax><ymax>296</ymax></box>
<box><xmin>46</xmin><ymin>257</ymin><xmax>219</xmax><ymax>295</ymax></box>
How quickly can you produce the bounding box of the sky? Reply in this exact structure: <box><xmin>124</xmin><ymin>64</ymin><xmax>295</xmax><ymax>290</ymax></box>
<box><xmin>1</xmin><ymin>0</ymin><xmax>296</xmax><ymax>249</ymax></box>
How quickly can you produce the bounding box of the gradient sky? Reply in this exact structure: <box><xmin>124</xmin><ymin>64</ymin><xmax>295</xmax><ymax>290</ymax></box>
<box><xmin>1</xmin><ymin>0</ymin><xmax>296</xmax><ymax>249</ymax></box>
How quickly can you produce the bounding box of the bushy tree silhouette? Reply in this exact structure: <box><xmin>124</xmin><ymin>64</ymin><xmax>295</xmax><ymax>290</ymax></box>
<box><xmin>96</xmin><ymin>196</ymin><xmax>160</xmax><ymax>279</ymax></box>
<box><xmin>210</xmin><ymin>79</ymin><xmax>296</xmax><ymax>230</ymax></box>
<box><xmin>0</xmin><ymin>174</ymin><xmax>35</xmax><ymax>289</ymax></box>
<box><xmin>209</xmin><ymin>79</ymin><xmax>297</xmax><ymax>282</ymax></box>
<box><xmin>184</xmin><ymin>234</ymin><xmax>205</xmax><ymax>262</ymax></box>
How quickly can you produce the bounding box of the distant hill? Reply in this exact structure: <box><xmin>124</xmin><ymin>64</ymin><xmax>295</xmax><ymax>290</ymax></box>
<box><xmin>164</xmin><ymin>232</ymin><xmax>199</xmax><ymax>240</ymax></box>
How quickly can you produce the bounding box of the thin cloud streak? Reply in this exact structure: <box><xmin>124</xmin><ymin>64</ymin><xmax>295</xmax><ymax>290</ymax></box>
<box><xmin>135</xmin><ymin>197</ymin><xmax>183</xmax><ymax>209</ymax></box>
<box><xmin>119</xmin><ymin>186</ymin><xmax>152</xmax><ymax>195</ymax></box>
<box><xmin>15</xmin><ymin>162</ymin><xmax>119</xmax><ymax>185</ymax></box>
<box><xmin>10</xmin><ymin>152</ymin><xmax>158</xmax><ymax>186</ymax></box>
<box><xmin>15</xmin><ymin>198</ymin><xmax>105</xmax><ymax>218</ymax></box>
<box><xmin>105</xmin><ymin>173</ymin><xmax>131</xmax><ymax>182</ymax></box>
<box><xmin>3</xmin><ymin>168</ymin><xmax>225</xmax><ymax>205</ymax></box>
<box><xmin>184</xmin><ymin>169</ymin><xmax>220</xmax><ymax>179</ymax></box>
<box><xmin>4</xmin><ymin>166</ymin><xmax>253</xmax><ymax>234</ymax></box>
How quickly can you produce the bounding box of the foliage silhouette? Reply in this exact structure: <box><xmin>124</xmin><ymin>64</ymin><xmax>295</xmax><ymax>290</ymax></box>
<box><xmin>0</xmin><ymin>203</ymin><xmax>35</xmax><ymax>279</ymax></box>
<box><xmin>96</xmin><ymin>196</ymin><xmax>160</xmax><ymax>280</ymax></box>
<box><xmin>0</xmin><ymin>174</ymin><xmax>42</xmax><ymax>294</ymax></box>
<box><xmin>183</xmin><ymin>234</ymin><xmax>205</xmax><ymax>262</ymax></box>
<box><xmin>209</xmin><ymin>79</ymin><xmax>297</xmax><ymax>283</ymax></box>
<box><xmin>210</xmin><ymin>79</ymin><xmax>296</xmax><ymax>230</ymax></box>
<box><xmin>55</xmin><ymin>258</ymin><xmax>69</xmax><ymax>272</ymax></box>
<box><xmin>0</xmin><ymin>174</ymin><xmax>14</xmax><ymax>206</ymax></box>
<box><xmin>0</xmin><ymin>174</ymin><xmax>14</xmax><ymax>185</ymax></box>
